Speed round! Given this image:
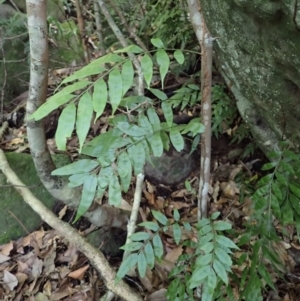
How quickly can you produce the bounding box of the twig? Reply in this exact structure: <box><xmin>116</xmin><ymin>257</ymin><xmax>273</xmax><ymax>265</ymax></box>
<box><xmin>187</xmin><ymin>0</ymin><xmax>214</xmax><ymax>221</ymax></box>
<box><xmin>74</xmin><ymin>0</ymin><xmax>90</xmax><ymax>64</ymax></box>
<box><xmin>123</xmin><ymin>173</ymin><xmax>145</xmax><ymax>263</ymax></box>
<box><xmin>93</xmin><ymin>0</ymin><xmax>106</xmax><ymax>56</ymax></box>
<box><xmin>107</xmin><ymin>0</ymin><xmax>149</xmax><ymax>54</ymax></box>
<box><xmin>0</xmin><ymin>29</ymin><xmax>7</xmax><ymax>123</ymax></box>
<box><xmin>0</xmin><ymin>148</ymin><xmax>143</xmax><ymax>301</ymax></box>
<box><xmin>97</xmin><ymin>0</ymin><xmax>144</xmax><ymax>96</ymax></box>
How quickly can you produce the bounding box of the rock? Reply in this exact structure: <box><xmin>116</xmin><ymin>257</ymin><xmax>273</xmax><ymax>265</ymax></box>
<box><xmin>0</xmin><ymin>153</ymin><xmax>70</xmax><ymax>244</ymax></box>
<box><xmin>144</xmin><ymin>142</ymin><xmax>199</xmax><ymax>185</ymax></box>
<box><xmin>201</xmin><ymin>1</ymin><xmax>300</xmax><ymax>156</ymax></box>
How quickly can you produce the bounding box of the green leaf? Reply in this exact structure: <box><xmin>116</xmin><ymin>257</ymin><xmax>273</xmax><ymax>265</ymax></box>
<box><xmin>97</xmin><ymin>165</ymin><xmax>113</xmax><ymax>197</ymax></box>
<box><xmin>138</xmin><ymin>251</ymin><xmax>147</xmax><ymax>278</ymax></box>
<box><xmin>120</xmin><ymin>242</ymin><xmax>143</xmax><ymax>251</ymax></box>
<box><xmin>127</xmin><ymin>142</ymin><xmax>145</xmax><ymax>175</ymax></box>
<box><xmin>139</xmin><ymin>114</ymin><xmax>154</xmax><ymax>134</ymax></box>
<box><xmin>62</xmin><ymin>64</ymin><xmax>106</xmax><ymax>84</ymax></box>
<box><xmin>189</xmin><ymin>265</ymin><xmax>211</xmax><ymax>289</ymax></box>
<box><xmin>139</xmin><ymin>221</ymin><xmax>159</xmax><ymax>232</ymax></box>
<box><xmin>215</xmin><ymin>235</ymin><xmax>239</xmax><ymax>249</ymax></box>
<box><xmin>196</xmin><ymin>253</ymin><xmax>212</xmax><ymax>266</ymax></box>
<box><xmin>147</xmin><ymin>107</ymin><xmax>161</xmax><ymax>132</ymax></box>
<box><xmin>174</xmin><ymin>50</ymin><xmax>184</xmax><ymax>64</ymax></box>
<box><xmin>162</xmin><ymin>101</ymin><xmax>173</xmax><ymax>127</ymax></box>
<box><xmin>282</xmin><ymin>200</ymin><xmax>294</xmax><ymax>224</ymax></box>
<box><xmin>199</xmin><ymin>233</ymin><xmax>214</xmax><ymax>248</ymax></box>
<box><xmin>200</xmin><ymin>242</ymin><xmax>214</xmax><ymax>253</ymax></box>
<box><xmin>197</xmin><ymin>218</ymin><xmax>210</xmax><ymax>228</ymax></box>
<box><xmin>55</xmin><ymin>103</ymin><xmax>76</xmax><ymax>150</ymax></box>
<box><xmin>290</xmin><ymin>182</ymin><xmax>300</xmax><ymax>196</ymax></box>
<box><xmin>148</xmin><ymin>132</ymin><xmax>163</xmax><ymax>157</ymax></box>
<box><xmin>30</xmin><ymin>94</ymin><xmax>74</xmax><ymax>121</ymax></box>
<box><xmin>116</xmin><ymin>122</ymin><xmax>148</xmax><ymax>136</ymax></box>
<box><xmin>290</xmin><ymin>193</ymin><xmax>300</xmax><ymax>215</ymax></box>
<box><xmin>82</xmin><ymin>129</ymin><xmax>123</xmax><ymax>157</ymax></box>
<box><xmin>117</xmin><ymin>151</ymin><xmax>132</xmax><ymax>192</ymax></box>
<box><xmin>181</xmin><ymin>118</ymin><xmax>205</xmax><ymax>136</ymax></box>
<box><xmin>63</xmin><ymin>54</ymin><xmax>123</xmax><ymax>85</ymax></box>
<box><xmin>152</xmin><ymin>210</ymin><xmax>168</xmax><ymax>225</ymax></box>
<box><xmin>148</xmin><ymin>88</ymin><xmax>168</xmax><ymax>100</ymax></box>
<box><xmin>117</xmin><ymin>151</ymin><xmax>131</xmax><ymax>177</ymax></box>
<box><xmin>116</xmin><ymin>253</ymin><xmax>138</xmax><ymax>280</ymax></box>
<box><xmin>199</xmin><ymin>224</ymin><xmax>213</xmax><ymax>235</ymax></box>
<box><xmin>153</xmin><ymin>234</ymin><xmax>164</xmax><ymax>259</ymax></box>
<box><xmin>121</xmin><ymin>60</ymin><xmax>134</xmax><ymax>96</ymax></box>
<box><xmin>271</xmin><ymin>193</ymin><xmax>281</xmax><ymax>219</ymax></box>
<box><xmin>283</xmin><ymin>149</ymin><xmax>300</xmax><ymax>161</ymax></box>
<box><xmin>151</xmin><ymin>38</ymin><xmax>164</xmax><ymax>48</ymax></box>
<box><xmin>144</xmin><ymin>242</ymin><xmax>155</xmax><ymax>269</ymax></box>
<box><xmin>213</xmin><ymin>221</ymin><xmax>232</xmax><ymax>231</ymax></box>
<box><xmin>156</xmin><ymin>49</ymin><xmax>169</xmax><ymax>89</ymax></box>
<box><xmin>108</xmin><ymin>174</ymin><xmax>122</xmax><ymax>207</ymax></box>
<box><xmin>52</xmin><ymin>159</ymin><xmax>99</xmax><ymax>175</ymax></box>
<box><xmin>172</xmin><ymin>223</ymin><xmax>181</xmax><ymax>245</ymax></box>
<box><xmin>280</xmin><ymin>161</ymin><xmax>295</xmax><ymax>174</ymax></box>
<box><xmin>141</xmin><ymin>54</ymin><xmax>153</xmax><ymax>88</ymax></box>
<box><xmin>76</xmin><ymin>92</ymin><xmax>93</xmax><ymax>152</ymax></box>
<box><xmin>208</xmin><ymin>269</ymin><xmax>217</xmax><ymax>291</ymax></box>
<box><xmin>108</xmin><ymin>68</ymin><xmax>123</xmax><ymax>114</ymax></box>
<box><xmin>271</xmin><ymin>181</ymin><xmax>283</xmax><ymax>201</ymax></box>
<box><xmin>114</xmin><ymin>45</ymin><xmax>144</xmax><ymax>53</ymax></box>
<box><xmin>173</xmin><ymin>209</ymin><xmax>180</xmax><ymax>222</ymax></box>
<box><xmin>261</xmin><ymin>162</ymin><xmax>277</xmax><ymax>171</ymax></box>
<box><xmin>74</xmin><ymin>174</ymin><xmax>97</xmax><ymax>222</ymax></box>
<box><xmin>68</xmin><ymin>173</ymin><xmax>89</xmax><ymax>187</ymax></box>
<box><xmin>130</xmin><ymin>232</ymin><xmax>151</xmax><ymax>241</ymax></box>
<box><xmin>160</xmin><ymin>130</ymin><xmax>170</xmax><ymax>151</ymax></box>
<box><xmin>275</xmin><ymin>171</ymin><xmax>287</xmax><ymax>186</ymax></box>
<box><xmin>211</xmin><ymin>212</ymin><xmax>220</xmax><ymax>220</ymax></box>
<box><xmin>169</xmin><ymin>127</ymin><xmax>184</xmax><ymax>151</ymax></box>
<box><xmin>93</xmin><ymin>79</ymin><xmax>107</xmax><ymax>120</ymax></box>
<box><xmin>258</xmin><ymin>264</ymin><xmax>276</xmax><ymax>290</ymax></box>
<box><xmin>215</xmin><ymin>247</ymin><xmax>232</xmax><ymax>266</ymax></box>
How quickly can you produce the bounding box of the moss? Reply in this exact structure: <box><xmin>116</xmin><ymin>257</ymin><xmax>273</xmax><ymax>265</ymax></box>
<box><xmin>0</xmin><ymin>153</ymin><xmax>71</xmax><ymax>243</ymax></box>
<box><xmin>201</xmin><ymin>0</ymin><xmax>300</xmax><ymax>152</ymax></box>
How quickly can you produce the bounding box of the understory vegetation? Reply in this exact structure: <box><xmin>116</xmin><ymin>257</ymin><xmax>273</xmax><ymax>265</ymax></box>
<box><xmin>1</xmin><ymin>0</ymin><xmax>300</xmax><ymax>300</ymax></box>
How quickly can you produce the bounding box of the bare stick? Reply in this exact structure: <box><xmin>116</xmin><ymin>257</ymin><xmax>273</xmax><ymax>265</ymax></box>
<box><xmin>74</xmin><ymin>0</ymin><xmax>90</xmax><ymax>64</ymax></box>
<box><xmin>186</xmin><ymin>1</ymin><xmax>214</xmax><ymax>220</ymax></box>
<box><xmin>97</xmin><ymin>0</ymin><xmax>144</xmax><ymax>96</ymax></box>
<box><xmin>123</xmin><ymin>173</ymin><xmax>144</xmax><ymax>262</ymax></box>
<box><xmin>93</xmin><ymin>0</ymin><xmax>106</xmax><ymax>56</ymax></box>
<box><xmin>107</xmin><ymin>0</ymin><xmax>149</xmax><ymax>53</ymax></box>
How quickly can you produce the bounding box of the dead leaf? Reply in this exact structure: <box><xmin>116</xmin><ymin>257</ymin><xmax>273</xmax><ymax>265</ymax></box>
<box><xmin>1</xmin><ymin>241</ymin><xmax>14</xmax><ymax>256</ymax></box>
<box><xmin>147</xmin><ymin>288</ymin><xmax>167</xmax><ymax>301</ymax></box>
<box><xmin>3</xmin><ymin>270</ymin><xmax>18</xmax><ymax>291</ymax></box>
<box><xmin>165</xmin><ymin>246</ymin><xmax>183</xmax><ymax>263</ymax></box>
<box><xmin>0</xmin><ymin>254</ymin><xmax>10</xmax><ymax>263</ymax></box>
<box><xmin>68</xmin><ymin>265</ymin><xmax>89</xmax><ymax>280</ymax></box>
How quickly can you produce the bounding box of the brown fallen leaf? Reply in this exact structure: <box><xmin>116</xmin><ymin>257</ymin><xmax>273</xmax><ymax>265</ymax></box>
<box><xmin>68</xmin><ymin>264</ymin><xmax>89</xmax><ymax>280</ymax></box>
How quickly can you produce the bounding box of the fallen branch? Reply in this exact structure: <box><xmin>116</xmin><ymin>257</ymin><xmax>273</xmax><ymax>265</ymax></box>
<box><xmin>0</xmin><ymin>148</ymin><xmax>143</xmax><ymax>301</ymax></box>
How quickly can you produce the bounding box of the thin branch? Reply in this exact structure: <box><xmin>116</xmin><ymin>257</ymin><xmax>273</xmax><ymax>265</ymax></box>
<box><xmin>97</xmin><ymin>0</ymin><xmax>144</xmax><ymax>96</ymax></box>
<box><xmin>74</xmin><ymin>0</ymin><xmax>90</xmax><ymax>64</ymax></box>
<box><xmin>93</xmin><ymin>0</ymin><xmax>106</xmax><ymax>56</ymax></box>
<box><xmin>0</xmin><ymin>149</ymin><xmax>143</xmax><ymax>301</ymax></box>
<box><xmin>123</xmin><ymin>173</ymin><xmax>144</xmax><ymax>265</ymax></box>
<box><xmin>0</xmin><ymin>28</ymin><xmax>7</xmax><ymax>123</ymax></box>
<box><xmin>186</xmin><ymin>0</ymin><xmax>214</xmax><ymax>220</ymax></box>
<box><xmin>107</xmin><ymin>0</ymin><xmax>149</xmax><ymax>53</ymax></box>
